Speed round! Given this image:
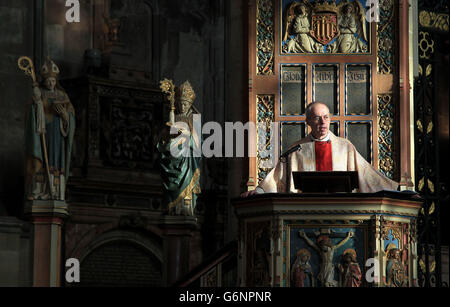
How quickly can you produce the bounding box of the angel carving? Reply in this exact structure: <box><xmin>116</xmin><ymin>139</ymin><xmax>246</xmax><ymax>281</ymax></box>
<box><xmin>329</xmin><ymin>0</ymin><xmax>368</xmax><ymax>53</ymax></box>
<box><xmin>282</xmin><ymin>1</ymin><xmax>323</xmax><ymax>53</ymax></box>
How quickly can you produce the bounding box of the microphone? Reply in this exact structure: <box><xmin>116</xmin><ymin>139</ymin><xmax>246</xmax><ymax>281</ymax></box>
<box><xmin>280</xmin><ymin>144</ymin><xmax>302</xmax><ymax>159</ymax></box>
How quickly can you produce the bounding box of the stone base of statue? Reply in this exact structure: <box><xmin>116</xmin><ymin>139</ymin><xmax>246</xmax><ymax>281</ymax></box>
<box><xmin>24</xmin><ymin>200</ymin><xmax>69</xmax><ymax>287</ymax></box>
<box><xmin>158</xmin><ymin>215</ymin><xmax>197</xmax><ymax>286</ymax></box>
<box><xmin>232</xmin><ymin>191</ymin><xmax>422</xmax><ymax>287</ymax></box>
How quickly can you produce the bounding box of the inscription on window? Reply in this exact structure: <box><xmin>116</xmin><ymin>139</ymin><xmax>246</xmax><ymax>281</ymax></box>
<box><xmin>346</xmin><ymin>65</ymin><xmax>371</xmax><ymax>115</ymax></box>
<box><xmin>280</xmin><ymin>65</ymin><xmax>306</xmax><ymax>116</ymax></box>
<box><xmin>313</xmin><ymin>65</ymin><xmax>339</xmax><ymax>115</ymax></box>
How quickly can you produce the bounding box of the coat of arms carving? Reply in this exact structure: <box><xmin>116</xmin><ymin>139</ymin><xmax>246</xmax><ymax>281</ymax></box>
<box><xmin>282</xmin><ymin>0</ymin><xmax>369</xmax><ymax>54</ymax></box>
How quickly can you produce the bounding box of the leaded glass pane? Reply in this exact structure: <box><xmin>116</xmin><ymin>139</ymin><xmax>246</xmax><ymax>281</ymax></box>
<box><xmin>330</xmin><ymin>121</ymin><xmax>339</xmax><ymax>136</ymax></box>
<box><xmin>346</xmin><ymin>64</ymin><xmax>371</xmax><ymax>115</ymax></box>
<box><xmin>313</xmin><ymin>64</ymin><xmax>339</xmax><ymax>114</ymax></box>
<box><xmin>280</xmin><ymin>122</ymin><xmax>306</xmax><ymax>154</ymax></box>
<box><xmin>346</xmin><ymin>122</ymin><xmax>372</xmax><ymax>163</ymax></box>
<box><xmin>280</xmin><ymin>65</ymin><xmax>307</xmax><ymax>115</ymax></box>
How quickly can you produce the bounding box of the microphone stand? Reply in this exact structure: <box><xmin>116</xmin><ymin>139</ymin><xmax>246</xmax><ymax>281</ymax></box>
<box><xmin>279</xmin><ymin>145</ymin><xmax>302</xmax><ymax>193</ymax></box>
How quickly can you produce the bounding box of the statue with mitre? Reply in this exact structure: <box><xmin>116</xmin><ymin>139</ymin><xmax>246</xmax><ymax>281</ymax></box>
<box><xmin>19</xmin><ymin>56</ymin><xmax>75</xmax><ymax>201</ymax></box>
<box><xmin>157</xmin><ymin>79</ymin><xmax>201</xmax><ymax>216</ymax></box>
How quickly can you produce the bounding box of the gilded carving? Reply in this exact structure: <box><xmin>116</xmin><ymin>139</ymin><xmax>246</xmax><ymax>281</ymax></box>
<box><xmin>419</xmin><ymin>10</ymin><xmax>449</xmax><ymax>32</ymax></box>
<box><xmin>377</xmin><ymin>0</ymin><xmax>394</xmax><ymax>74</ymax></box>
<box><xmin>385</xmin><ymin>245</ymin><xmax>408</xmax><ymax>287</ymax></box>
<box><xmin>382</xmin><ymin>227</ymin><xmax>401</xmax><ymax>242</ymax></box>
<box><xmin>257</xmin><ymin>95</ymin><xmax>275</xmax><ymax>183</ymax></box>
<box><xmin>257</xmin><ymin>0</ymin><xmax>275</xmax><ymax>75</ymax></box>
<box><xmin>419</xmin><ymin>31</ymin><xmax>435</xmax><ymax>59</ymax></box>
<box><xmin>378</xmin><ymin>94</ymin><xmax>395</xmax><ymax>179</ymax></box>
<box><xmin>282</xmin><ymin>0</ymin><xmax>369</xmax><ymax>54</ymax></box>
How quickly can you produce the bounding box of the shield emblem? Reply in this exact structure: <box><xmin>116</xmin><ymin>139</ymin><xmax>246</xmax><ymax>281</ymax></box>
<box><xmin>310</xmin><ymin>13</ymin><xmax>340</xmax><ymax>45</ymax></box>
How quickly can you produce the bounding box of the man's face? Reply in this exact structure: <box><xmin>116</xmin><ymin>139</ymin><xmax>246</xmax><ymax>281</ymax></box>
<box><xmin>306</xmin><ymin>103</ymin><xmax>330</xmax><ymax>139</ymax></box>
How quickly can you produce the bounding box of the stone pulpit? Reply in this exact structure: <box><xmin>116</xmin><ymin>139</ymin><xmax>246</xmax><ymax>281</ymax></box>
<box><xmin>232</xmin><ymin>191</ymin><xmax>422</xmax><ymax>287</ymax></box>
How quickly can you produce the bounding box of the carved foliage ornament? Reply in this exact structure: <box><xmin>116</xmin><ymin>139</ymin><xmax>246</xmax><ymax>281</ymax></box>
<box><xmin>257</xmin><ymin>95</ymin><xmax>275</xmax><ymax>183</ymax></box>
<box><xmin>378</xmin><ymin>94</ymin><xmax>395</xmax><ymax>179</ymax></box>
<box><xmin>257</xmin><ymin>0</ymin><xmax>275</xmax><ymax>75</ymax></box>
<box><xmin>419</xmin><ymin>10</ymin><xmax>449</xmax><ymax>32</ymax></box>
<box><xmin>377</xmin><ymin>0</ymin><xmax>394</xmax><ymax>74</ymax></box>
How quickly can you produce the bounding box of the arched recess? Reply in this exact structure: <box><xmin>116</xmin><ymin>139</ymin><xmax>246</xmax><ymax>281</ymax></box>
<box><xmin>73</xmin><ymin>230</ymin><xmax>163</xmax><ymax>286</ymax></box>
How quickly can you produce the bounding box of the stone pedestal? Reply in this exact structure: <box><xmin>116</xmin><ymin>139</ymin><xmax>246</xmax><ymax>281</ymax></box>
<box><xmin>24</xmin><ymin>200</ymin><xmax>69</xmax><ymax>287</ymax></box>
<box><xmin>159</xmin><ymin>215</ymin><xmax>197</xmax><ymax>286</ymax></box>
<box><xmin>233</xmin><ymin>192</ymin><xmax>422</xmax><ymax>287</ymax></box>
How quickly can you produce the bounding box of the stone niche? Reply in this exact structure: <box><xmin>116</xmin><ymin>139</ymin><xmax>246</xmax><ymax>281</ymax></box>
<box><xmin>92</xmin><ymin>0</ymin><xmax>158</xmax><ymax>83</ymax></box>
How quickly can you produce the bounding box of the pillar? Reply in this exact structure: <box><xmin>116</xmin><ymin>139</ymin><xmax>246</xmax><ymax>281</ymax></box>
<box><xmin>24</xmin><ymin>200</ymin><xmax>68</xmax><ymax>287</ymax></box>
<box><xmin>159</xmin><ymin>215</ymin><xmax>197</xmax><ymax>286</ymax></box>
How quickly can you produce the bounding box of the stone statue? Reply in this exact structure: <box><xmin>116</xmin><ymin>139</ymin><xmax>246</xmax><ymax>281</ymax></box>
<box><xmin>19</xmin><ymin>56</ymin><xmax>76</xmax><ymax>201</ymax></box>
<box><xmin>338</xmin><ymin>248</ymin><xmax>362</xmax><ymax>287</ymax></box>
<box><xmin>283</xmin><ymin>3</ymin><xmax>323</xmax><ymax>53</ymax></box>
<box><xmin>385</xmin><ymin>246</ymin><xmax>407</xmax><ymax>287</ymax></box>
<box><xmin>291</xmin><ymin>248</ymin><xmax>314</xmax><ymax>287</ymax></box>
<box><xmin>329</xmin><ymin>2</ymin><xmax>368</xmax><ymax>53</ymax></box>
<box><xmin>299</xmin><ymin>230</ymin><xmax>353</xmax><ymax>287</ymax></box>
<box><xmin>157</xmin><ymin>79</ymin><xmax>201</xmax><ymax>216</ymax></box>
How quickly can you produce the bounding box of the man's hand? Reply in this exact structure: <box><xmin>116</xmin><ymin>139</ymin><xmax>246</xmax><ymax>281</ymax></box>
<box><xmin>32</xmin><ymin>86</ymin><xmax>42</xmax><ymax>102</ymax></box>
<box><xmin>240</xmin><ymin>190</ymin><xmax>259</xmax><ymax>198</ymax></box>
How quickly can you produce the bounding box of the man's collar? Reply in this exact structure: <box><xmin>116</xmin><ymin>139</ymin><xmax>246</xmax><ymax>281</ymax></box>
<box><xmin>310</xmin><ymin>132</ymin><xmax>330</xmax><ymax>142</ymax></box>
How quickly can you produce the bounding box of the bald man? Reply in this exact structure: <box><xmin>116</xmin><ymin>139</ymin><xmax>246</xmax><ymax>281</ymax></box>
<box><xmin>242</xmin><ymin>102</ymin><xmax>398</xmax><ymax>197</ymax></box>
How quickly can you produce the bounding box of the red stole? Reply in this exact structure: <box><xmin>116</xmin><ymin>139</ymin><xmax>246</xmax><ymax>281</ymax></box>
<box><xmin>314</xmin><ymin>141</ymin><xmax>332</xmax><ymax>171</ymax></box>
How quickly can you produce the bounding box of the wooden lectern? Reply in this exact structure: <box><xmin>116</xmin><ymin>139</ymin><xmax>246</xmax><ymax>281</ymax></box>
<box><xmin>232</xmin><ymin>191</ymin><xmax>422</xmax><ymax>287</ymax></box>
<box><xmin>293</xmin><ymin>171</ymin><xmax>359</xmax><ymax>193</ymax></box>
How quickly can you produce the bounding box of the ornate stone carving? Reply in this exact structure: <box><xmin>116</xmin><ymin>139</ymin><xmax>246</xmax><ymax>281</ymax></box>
<box><xmin>418</xmin><ymin>31</ymin><xmax>435</xmax><ymax>59</ymax></box>
<box><xmin>256</xmin><ymin>95</ymin><xmax>275</xmax><ymax>183</ymax></box>
<box><xmin>257</xmin><ymin>0</ymin><xmax>275</xmax><ymax>75</ymax></box>
<box><xmin>282</xmin><ymin>0</ymin><xmax>369</xmax><ymax>54</ymax></box>
<box><xmin>378</xmin><ymin>94</ymin><xmax>396</xmax><ymax>179</ymax></box>
<box><xmin>377</xmin><ymin>0</ymin><xmax>394</xmax><ymax>74</ymax></box>
<box><xmin>246</xmin><ymin>221</ymin><xmax>271</xmax><ymax>286</ymax></box>
<box><xmin>419</xmin><ymin>10</ymin><xmax>449</xmax><ymax>32</ymax></box>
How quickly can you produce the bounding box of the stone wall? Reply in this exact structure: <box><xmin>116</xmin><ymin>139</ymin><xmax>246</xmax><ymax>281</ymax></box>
<box><xmin>0</xmin><ymin>0</ymin><xmax>246</xmax><ymax>285</ymax></box>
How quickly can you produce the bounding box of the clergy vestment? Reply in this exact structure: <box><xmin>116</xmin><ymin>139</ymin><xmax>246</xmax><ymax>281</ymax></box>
<box><xmin>258</xmin><ymin>132</ymin><xmax>398</xmax><ymax>193</ymax></box>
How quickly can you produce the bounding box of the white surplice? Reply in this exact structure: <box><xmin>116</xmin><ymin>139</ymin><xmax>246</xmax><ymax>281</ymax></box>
<box><xmin>258</xmin><ymin>132</ymin><xmax>399</xmax><ymax>193</ymax></box>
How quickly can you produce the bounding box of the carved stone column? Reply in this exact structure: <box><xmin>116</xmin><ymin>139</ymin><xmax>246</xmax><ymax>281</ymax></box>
<box><xmin>24</xmin><ymin>200</ymin><xmax>69</xmax><ymax>287</ymax></box>
<box><xmin>159</xmin><ymin>216</ymin><xmax>197</xmax><ymax>286</ymax></box>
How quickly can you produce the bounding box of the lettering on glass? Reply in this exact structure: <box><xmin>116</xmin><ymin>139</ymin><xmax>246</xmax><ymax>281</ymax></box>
<box><xmin>346</xmin><ymin>65</ymin><xmax>370</xmax><ymax>114</ymax></box>
<box><xmin>282</xmin><ymin>70</ymin><xmax>305</xmax><ymax>83</ymax></box>
<box><xmin>346</xmin><ymin>70</ymin><xmax>367</xmax><ymax>83</ymax></box>
<box><xmin>281</xmin><ymin>66</ymin><xmax>306</xmax><ymax>115</ymax></box>
<box><xmin>314</xmin><ymin>70</ymin><xmax>335</xmax><ymax>84</ymax></box>
<box><xmin>314</xmin><ymin>65</ymin><xmax>338</xmax><ymax>114</ymax></box>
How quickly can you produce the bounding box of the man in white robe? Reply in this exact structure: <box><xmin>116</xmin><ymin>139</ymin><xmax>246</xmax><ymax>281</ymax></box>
<box><xmin>241</xmin><ymin>102</ymin><xmax>398</xmax><ymax>196</ymax></box>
